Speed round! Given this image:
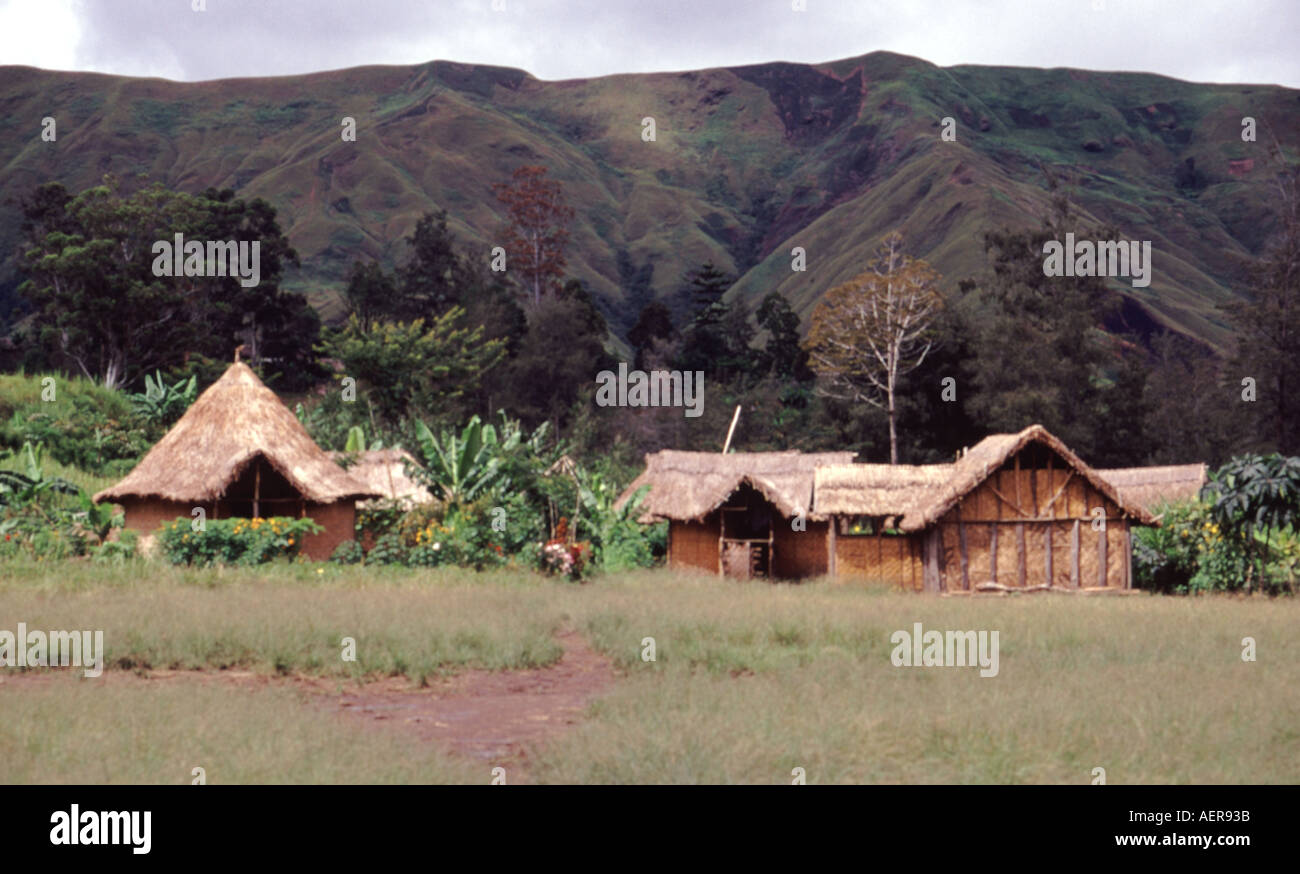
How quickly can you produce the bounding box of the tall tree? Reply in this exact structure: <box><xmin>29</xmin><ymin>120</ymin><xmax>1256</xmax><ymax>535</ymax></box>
<box><xmin>492</xmin><ymin>166</ymin><xmax>574</xmax><ymax>306</ymax></box>
<box><xmin>805</xmin><ymin>231</ymin><xmax>942</xmax><ymax>464</ymax></box>
<box><xmin>755</xmin><ymin>291</ymin><xmax>811</xmax><ymax>381</ymax></box>
<box><xmin>342</xmin><ymin>259</ymin><xmax>395</xmax><ymax>332</ymax></box>
<box><xmin>627</xmin><ymin>301</ymin><xmax>674</xmax><ymax>370</ymax></box>
<box><xmin>396</xmin><ymin>209</ymin><xmax>473</xmax><ymax>319</ymax></box>
<box><xmin>964</xmin><ymin>192</ymin><xmax>1120</xmax><ymax>461</ymax></box>
<box><xmin>1225</xmin><ymin>146</ymin><xmax>1300</xmax><ymax>454</ymax></box>
<box><xmin>16</xmin><ymin>176</ymin><xmax>312</xmax><ymax>389</ymax></box>
<box><xmin>318</xmin><ymin>308</ymin><xmax>505</xmax><ymax>427</ymax></box>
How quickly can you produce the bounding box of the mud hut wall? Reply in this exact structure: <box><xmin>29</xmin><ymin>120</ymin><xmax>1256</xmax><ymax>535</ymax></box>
<box><xmin>301</xmin><ymin>501</ymin><xmax>356</xmax><ymax>561</ymax></box>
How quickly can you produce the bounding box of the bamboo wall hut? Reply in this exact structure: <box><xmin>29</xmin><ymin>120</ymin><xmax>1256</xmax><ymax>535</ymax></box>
<box><xmin>95</xmin><ymin>362</ymin><xmax>380</xmax><ymax>559</ymax></box>
<box><xmin>621</xmin><ymin>425</ymin><xmax>1181</xmax><ymax>591</ymax></box>
<box><xmin>615</xmin><ymin>449</ymin><xmax>855</xmax><ymax>579</ymax></box>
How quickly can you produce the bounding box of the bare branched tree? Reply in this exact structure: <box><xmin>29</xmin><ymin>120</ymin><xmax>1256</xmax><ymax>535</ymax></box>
<box><xmin>805</xmin><ymin>231</ymin><xmax>943</xmax><ymax>463</ymax></box>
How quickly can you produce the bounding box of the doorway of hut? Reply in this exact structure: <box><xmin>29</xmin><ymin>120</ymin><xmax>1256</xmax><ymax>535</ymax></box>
<box><xmin>719</xmin><ymin>484</ymin><xmax>774</xmax><ymax>579</ymax></box>
<box><xmin>214</xmin><ymin>455</ymin><xmax>306</xmax><ymax>519</ymax></box>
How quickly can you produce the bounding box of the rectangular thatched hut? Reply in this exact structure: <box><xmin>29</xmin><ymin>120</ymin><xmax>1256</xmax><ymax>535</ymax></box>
<box><xmin>620</xmin><ymin>425</ymin><xmax>1202</xmax><ymax>590</ymax></box>
<box><xmin>95</xmin><ymin>361</ymin><xmax>380</xmax><ymax>559</ymax></box>
<box><xmin>617</xmin><ymin>449</ymin><xmax>854</xmax><ymax>579</ymax></box>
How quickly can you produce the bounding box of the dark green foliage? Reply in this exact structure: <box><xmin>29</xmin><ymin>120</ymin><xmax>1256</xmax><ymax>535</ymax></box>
<box><xmin>158</xmin><ymin>516</ymin><xmax>323</xmax><ymax>567</ymax></box>
<box><xmin>15</xmin><ymin>177</ymin><xmax>318</xmax><ymax>391</ymax></box>
<box><xmin>1200</xmin><ymin>453</ymin><xmax>1300</xmax><ymax>592</ymax></box>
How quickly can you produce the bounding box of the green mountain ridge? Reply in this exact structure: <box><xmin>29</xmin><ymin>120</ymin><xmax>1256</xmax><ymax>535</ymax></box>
<box><xmin>2</xmin><ymin>50</ymin><xmax>1297</xmax><ymax>353</ymax></box>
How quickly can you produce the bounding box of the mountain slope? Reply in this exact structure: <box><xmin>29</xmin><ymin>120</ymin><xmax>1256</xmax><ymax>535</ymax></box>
<box><xmin>1</xmin><ymin>51</ymin><xmax>1297</xmax><ymax>352</ymax></box>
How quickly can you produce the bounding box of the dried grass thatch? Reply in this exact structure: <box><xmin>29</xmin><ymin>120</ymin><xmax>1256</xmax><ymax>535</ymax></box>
<box><xmin>813</xmin><ymin>463</ymin><xmax>954</xmax><ymax>517</ymax></box>
<box><xmin>616</xmin><ymin>449</ymin><xmax>856</xmax><ymax>523</ymax></box>
<box><xmin>95</xmin><ymin>362</ymin><xmax>378</xmax><ymax>505</ymax></box>
<box><xmin>898</xmin><ymin>425</ymin><xmax>1157</xmax><ymax>530</ymax></box>
<box><xmin>1097</xmin><ymin>464</ymin><xmax>1207</xmax><ymax>513</ymax></box>
<box><xmin>329</xmin><ymin>448</ymin><xmax>434</xmax><ymax>508</ymax></box>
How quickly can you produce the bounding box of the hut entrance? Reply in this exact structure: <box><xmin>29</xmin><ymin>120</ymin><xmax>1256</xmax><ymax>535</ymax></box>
<box><xmin>216</xmin><ymin>456</ymin><xmax>305</xmax><ymax>519</ymax></box>
<box><xmin>718</xmin><ymin>484</ymin><xmax>774</xmax><ymax>579</ymax></box>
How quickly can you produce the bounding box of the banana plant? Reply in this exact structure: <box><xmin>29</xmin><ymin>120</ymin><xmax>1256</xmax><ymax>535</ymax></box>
<box><xmin>344</xmin><ymin>425</ymin><xmax>384</xmax><ymax>453</ymax></box>
<box><xmin>130</xmin><ymin>370</ymin><xmax>197</xmax><ymax>424</ymax></box>
<box><xmin>412</xmin><ymin>415</ymin><xmax>507</xmax><ymax>506</ymax></box>
<box><xmin>0</xmin><ymin>441</ymin><xmax>80</xmax><ymax>509</ymax></box>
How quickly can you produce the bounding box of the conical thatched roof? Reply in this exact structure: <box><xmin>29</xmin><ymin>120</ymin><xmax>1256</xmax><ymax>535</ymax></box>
<box><xmin>1097</xmin><ymin>464</ymin><xmax>1207</xmax><ymax>513</ymax></box>
<box><xmin>95</xmin><ymin>362</ymin><xmax>379</xmax><ymax>505</ymax></box>
<box><xmin>615</xmin><ymin>449</ymin><xmax>857</xmax><ymax>523</ymax></box>
<box><xmin>897</xmin><ymin>425</ymin><xmax>1157</xmax><ymax>530</ymax></box>
<box><xmin>328</xmin><ymin>448</ymin><xmax>434</xmax><ymax>508</ymax></box>
<box><xmin>814</xmin><ymin>463</ymin><xmax>954</xmax><ymax>518</ymax></box>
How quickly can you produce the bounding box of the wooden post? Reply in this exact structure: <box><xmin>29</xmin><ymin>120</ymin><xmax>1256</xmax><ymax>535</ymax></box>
<box><xmin>1044</xmin><ymin>524</ymin><xmax>1053</xmax><ymax>587</ymax></box>
<box><xmin>828</xmin><ymin>518</ymin><xmax>838</xmax><ymax>578</ymax></box>
<box><xmin>1098</xmin><ymin>519</ymin><xmax>1108</xmax><ymax>587</ymax></box>
<box><xmin>1016</xmin><ymin>522</ymin><xmax>1026</xmax><ymax>588</ymax></box>
<box><xmin>1030</xmin><ymin>463</ymin><xmax>1038</xmax><ymax>518</ymax></box>
<box><xmin>1070</xmin><ymin>520</ymin><xmax>1080</xmax><ymax>588</ymax></box>
<box><xmin>1045</xmin><ymin>456</ymin><xmax>1053</xmax><ymax>518</ymax></box>
<box><xmin>253</xmin><ymin>462</ymin><xmax>261</xmax><ymax>518</ymax></box>
<box><xmin>1014</xmin><ymin>453</ymin><xmax>1022</xmax><ymax>511</ymax></box>
<box><xmin>924</xmin><ymin>529</ymin><xmax>941</xmax><ymax>593</ymax></box>
<box><xmin>957</xmin><ymin>505</ymin><xmax>969</xmax><ymax>591</ymax></box>
<box><xmin>1125</xmin><ymin>526</ymin><xmax>1133</xmax><ymax>589</ymax></box>
<box><xmin>990</xmin><ymin>523</ymin><xmax>999</xmax><ymax>583</ymax></box>
<box><xmin>717</xmin><ymin>513</ymin><xmax>725</xmax><ymax>577</ymax></box>
<box><xmin>722</xmin><ymin>405</ymin><xmax>742</xmax><ymax>454</ymax></box>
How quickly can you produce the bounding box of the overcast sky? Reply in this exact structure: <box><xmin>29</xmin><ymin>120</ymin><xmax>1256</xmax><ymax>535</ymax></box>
<box><xmin>0</xmin><ymin>0</ymin><xmax>1296</xmax><ymax>88</ymax></box>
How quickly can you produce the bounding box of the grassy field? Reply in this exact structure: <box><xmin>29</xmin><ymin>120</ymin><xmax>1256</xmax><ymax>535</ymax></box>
<box><xmin>1</xmin><ymin>561</ymin><xmax>1297</xmax><ymax>784</ymax></box>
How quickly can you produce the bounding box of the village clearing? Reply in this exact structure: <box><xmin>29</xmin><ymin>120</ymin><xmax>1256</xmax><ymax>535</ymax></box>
<box><xmin>1</xmin><ymin>563</ymin><xmax>1297</xmax><ymax>784</ymax></box>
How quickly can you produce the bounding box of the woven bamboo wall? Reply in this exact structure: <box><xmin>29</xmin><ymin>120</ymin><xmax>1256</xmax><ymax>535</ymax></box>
<box><xmin>773</xmin><ymin>520</ymin><xmax>828</xmax><ymax>579</ymax></box>
<box><xmin>934</xmin><ymin>448</ymin><xmax>1131</xmax><ymax>590</ymax></box>
<box><xmin>669</xmin><ymin>516</ymin><xmax>721</xmax><ymax>574</ymax></box>
<box><xmin>834</xmin><ymin>532</ymin><xmax>923</xmax><ymax>589</ymax></box>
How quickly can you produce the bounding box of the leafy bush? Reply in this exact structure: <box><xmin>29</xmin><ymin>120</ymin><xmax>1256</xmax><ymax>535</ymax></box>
<box><xmin>1200</xmin><ymin>453</ymin><xmax>1300</xmax><ymax>593</ymax></box>
<box><xmin>329</xmin><ymin>539</ymin><xmax>364</xmax><ymax>565</ymax></box>
<box><xmin>94</xmin><ymin>529</ymin><xmax>138</xmax><ymax>563</ymax></box>
<box><xmin>366</xmin><ymin>533</ymin><xmax>408</xmax><ymax>566</ymax></box>
<box><xmin>158</xmin><ymin>516</ymin><xmax>322</xmax><ymax>566</ymax></box>
<box><xmin>0</xmin><ymin>373</ymin><xmax>154</xmax><ymax>475</ymax></box>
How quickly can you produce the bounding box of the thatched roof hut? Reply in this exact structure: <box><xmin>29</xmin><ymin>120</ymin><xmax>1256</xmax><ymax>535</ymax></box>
<box><xmin>97</xmin><ymin>362</ymin><xmax>375</xmax><ymax>505</ymax></box>
<box><xmin>96</xmin><ymin>362</ymin><xmax>379</xmax><ymax>559</ymax></box>
<box><xmin>621</xmin><ymin>424</ymin><xmax>1184</xmax><ymax>589</ymax></box>
<box><xmin>1097</xmin><ymin>464</ymin><xmax>1207</xmax><ymax>513</ymax></box>
<box><xmin>616</xmin><ymin>449</ymin><xmax>856</xmax><ymax>523</ymax></box>
<box><xmin>329</xmin><ymin>448</ymin><xmax>434</xmax><ymax>508</ymax></box>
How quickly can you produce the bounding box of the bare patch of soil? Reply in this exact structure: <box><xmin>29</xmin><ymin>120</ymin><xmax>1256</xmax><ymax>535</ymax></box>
<box><xmin>0</xmin><ymin>630</ymin><xmax>617</xmax><ymax>780</ymax></box>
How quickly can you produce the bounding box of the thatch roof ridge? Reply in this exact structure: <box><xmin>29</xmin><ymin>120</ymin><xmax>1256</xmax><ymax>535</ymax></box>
<box><xmin>1096</xmin><ymin>463</ymin><xmax>1207</xmax><ymax>512</ymax></box>
<box><xmin>615</xmin><ymin>448</ymin><xmax>856</xmax><ymax>522</ymax></box>
<box><xmin>898</xmin><ymin>425</ymin><xmax>1157</xmax><ymax>530</ymax></box>
<box><xmin>95</xmin><ymin>362</ymin><xmax>379</xmax><ymax>505</ymax></box>
<box><xmin>813</xmin><ymin>462</ymin><xmax>954</xmax><ymax>516</ymax></box>
<box><xmin>328</xmin><ymin>448</ymin><xmax>434</xmax><ymax>507</ymax></box>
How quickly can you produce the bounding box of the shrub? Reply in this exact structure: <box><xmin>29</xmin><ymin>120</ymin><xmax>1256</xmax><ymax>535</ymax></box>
<box><xmin>158</xmin><ymin>516</ymin><xmax>322</xmax><ymax>566</ymax></box>
<box><xmin>367</xmin><ymin>533</ymin><xmax>408</xmax><ymax>566</ymax></box>
<box><xmin>328</xmin><ymin>539</ymin><xmax>364</xmax><ymax>565</ymax></box>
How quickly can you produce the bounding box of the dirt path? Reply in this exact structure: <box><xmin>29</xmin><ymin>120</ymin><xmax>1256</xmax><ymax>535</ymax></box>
<box><xmin>0</xmin><ymin>630</ymin><xmax>617</xmax><ymax>779</ymax></box>
<box><xmin>311</xmin><ymin>629</ymin><xmax>616</xmax><ymax>770</ymax></box>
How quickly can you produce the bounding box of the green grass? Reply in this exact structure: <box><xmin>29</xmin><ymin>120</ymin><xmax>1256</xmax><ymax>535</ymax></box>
<box><xmin>1</xmin><ymin>563</ymin><xmax>1297</xmax><ymax>783</ymax></box>
<box><xmin>0</xmin><ymin>679</ymin><xmax>483</xmax><ymax>784</ymax></box>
